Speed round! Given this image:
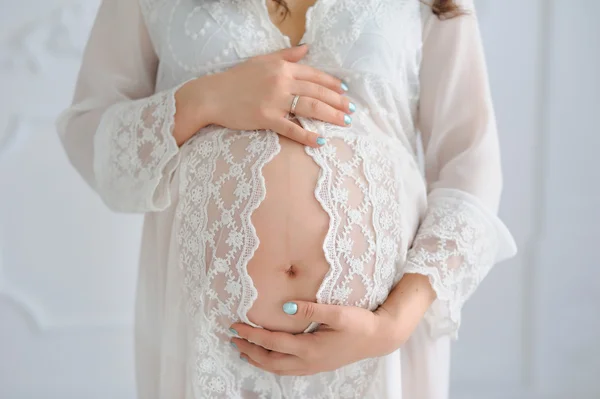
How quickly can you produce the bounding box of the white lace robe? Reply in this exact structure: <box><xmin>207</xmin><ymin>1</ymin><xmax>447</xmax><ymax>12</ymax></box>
<box><xmin>56</xmin><ymin>0</ymin><xmax>517</xmax><ymax>398</ymax></box>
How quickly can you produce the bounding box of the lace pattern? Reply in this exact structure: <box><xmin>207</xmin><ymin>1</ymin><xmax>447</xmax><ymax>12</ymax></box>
<box><xmin>403</xmin><ymin>188</ymin><xmax>502</xmax><ymax>339</ymax></box>
<box><xmin>176</xmin><ymin>129</ymin><xmax>281</xmax><ymax>397</ymax></box>
<box><xmin>305</xmin><ymin>0</ymin><xmax>416</xmax><ymax>68</ymax></box>
<box><xmin>93</xmin><ymin>86</ymin><xmax>181</xmax><ymax>212</ymax></box>
<box><xmin>177</xmin><ymin>129</ymin><xmax>280</xmax><ymax>322</ymax></box>
<box><xmin>307</xmin><ymin>134</ymin><xmax>408</xmax><ymax>309</ymax></box>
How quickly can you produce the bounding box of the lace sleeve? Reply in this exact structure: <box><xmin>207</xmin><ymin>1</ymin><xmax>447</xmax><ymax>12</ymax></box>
<box><xmin>410</xmin><ymin>2</ymin><xmax>517</xmax><ymax>338</ymax></box>
<box><xmin>92</xmin><ymin>87</ymin><xmax>184</xmax><ymax>211</ymax></box>
<box><xmin>404</xmin><ymin>189</ymin><xmax>516</xmax><ymax>338</ymax></box>
<box><xmin>56</xmin><ymin>0</ymin><xmax>182</xmax><ymax>212</ymax></box>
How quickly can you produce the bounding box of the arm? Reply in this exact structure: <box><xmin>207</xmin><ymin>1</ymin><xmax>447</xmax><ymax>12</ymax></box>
<box><xmin>394</xmin><ymin>0</ymin><xmax>517</xmax><ymax>339</ymax></box>
<box><xmin>56</xmin><ymin>0</ymin><xmax>207</xmax><ymax>212</ymax></box>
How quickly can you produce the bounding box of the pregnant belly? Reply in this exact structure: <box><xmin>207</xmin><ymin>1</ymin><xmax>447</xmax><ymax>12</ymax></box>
<box><xmin>176</xmin><ymin>126</ymin><xmax>424</xmax><ymax>338</ymax></box>
<box><xmin>247</xmin><ymin>134</ymin><xmax>330</xmax><ymax>333</ymax></box>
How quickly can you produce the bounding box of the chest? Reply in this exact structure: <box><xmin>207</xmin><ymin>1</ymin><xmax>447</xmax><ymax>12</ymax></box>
<box><xmin>142</xmin><ymin>0</ymin><xmax>422</xmax><ymax>80</ymax></box>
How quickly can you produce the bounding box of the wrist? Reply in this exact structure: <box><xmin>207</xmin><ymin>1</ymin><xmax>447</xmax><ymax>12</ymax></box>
<box><xmin>375</xmin><ymin>273</ymin><xmax>436</xmax><ymax>348</ymax></box>
<box><xmin>173</xmin><ymin>75</ymin><xmax>219</xmax><ymax>146</ymax></box>
<box><xmin>389</xmin><ymin>273</ymin><xmax>436</xmax><ymax>318</ymax></box>
<box><xmin>191</xmin><ymin>74</ymin><xmax>221</xmax><ymax>127</ymax></box>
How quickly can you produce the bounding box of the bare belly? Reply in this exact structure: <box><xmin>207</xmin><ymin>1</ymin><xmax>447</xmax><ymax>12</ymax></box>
<box><xmin>246</xmin><ymin>135</ymin><xmax>329</xmax><ymax>333</ymax></box>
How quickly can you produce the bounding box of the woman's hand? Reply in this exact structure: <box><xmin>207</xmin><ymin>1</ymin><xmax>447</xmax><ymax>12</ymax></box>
<box><xmin>229</xmin><ymin>273</ymin><xmax>436</xmax><ymax>376</ymax></box>
<box><xmin>174</xmin><ymin>44</ymin><xmax>354</xmax><ymax>147</ymax></box>
<box><xmin>230</xmin><ymin>301</ymin><xmax>407</xmax><ymax>376</ymax></box>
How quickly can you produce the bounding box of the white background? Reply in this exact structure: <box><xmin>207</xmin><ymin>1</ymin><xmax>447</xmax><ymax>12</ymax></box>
<box><xmin>0</xmin><ymin>1</ymin><xmax>598</xmax><ymax>398</ymax></box>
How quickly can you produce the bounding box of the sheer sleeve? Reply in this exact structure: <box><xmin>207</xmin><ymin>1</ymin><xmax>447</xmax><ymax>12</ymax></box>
<box><xmin>56</xmin><ymin>0</ymin><xmax>186</xmax><ymax>212</ymax></box>
<box><xmin>404</xmin><ymin>1</ymin><xmax>517</xmax><ymax>339</ymax></box>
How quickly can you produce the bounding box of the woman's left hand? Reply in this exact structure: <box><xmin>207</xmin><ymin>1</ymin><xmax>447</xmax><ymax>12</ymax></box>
<box><xmin>229</xmin><ymin>301</ymin><xmax>409</xmax><ymax>376</ymax></box>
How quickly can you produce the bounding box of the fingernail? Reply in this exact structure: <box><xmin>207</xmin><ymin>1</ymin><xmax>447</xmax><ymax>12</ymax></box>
<box><xmin>316</xmin><ymin>137</ymin><xmax>326</xmax><ymax>146</ymax></box>
<box><xmin>283</xmin><ymin>302</ymin><xmax>298</xmax><ymax>315</ymax></box>
<box><xmin>240</xmin><ymin>356</ymin><xmax>248</xmax><ymax>363</ymax></box>
<box><xmin>349</xmin><ymin>102</ymin><xmax>356</xmax><ymax>113</ymax></box>
<box><xmin>344</xmin><ymin>115</ymin><xmax>352</xmax><ymax>125</ymax></box>
<box><xmin>230</xmin><ymin>342</ymin><xmax>238</xmax><ymax>350</ymax></box>
<box><xmin>341</xmin><ymin>81</ymin><xmax>349</xmax><ymax>92</ymax></box>
<box><xmin>229</xmin><ymin>328</ymin><xmax>238</xmax><ymax>336</ymax></box>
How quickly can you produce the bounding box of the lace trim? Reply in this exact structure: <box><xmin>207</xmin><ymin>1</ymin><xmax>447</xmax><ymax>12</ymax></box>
<box><xmin>306</xmin><ymin>133</ymin><xmax>408</xmax><ymax>309</ymax></box>
<box><xmin>93</xmin><ymin>85</ymin><xmax>183</xmax><ymax>212</ymax></box>
<box><xmin>403</xmin><ymin>188</ymin><xmax>516</xmax><ymax>339</ymax></box>
<box><xmin>176</xmin><ymin>130</ymin><xmax>284</xmax><ymax>397</ymax></box>
<box><xmin>237</xmin><ymin>132</ymin><xmax>282</xmax><ymax>322</ymax></box>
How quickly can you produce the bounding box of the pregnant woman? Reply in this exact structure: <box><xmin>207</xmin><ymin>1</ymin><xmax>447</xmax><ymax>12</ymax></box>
<box><xmin>57</xmin><ymin>0</ymin><xmax>517</xmax><ymax>397</ymax></box>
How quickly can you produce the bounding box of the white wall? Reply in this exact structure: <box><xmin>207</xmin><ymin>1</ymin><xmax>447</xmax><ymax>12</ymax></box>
<box><xmin>452</xmin><ymin>1</ymin><xmax>600</xmax><ymax>398</ymax></box>
<box><xmin>0</xmin><ymin>1</ymin><xmax>598</xmax><ymax>398</ymax></box>
<box><xmin>0</xmin><ymin>1</ymin><xmax>138</xmax><ymax>397</ymax></box>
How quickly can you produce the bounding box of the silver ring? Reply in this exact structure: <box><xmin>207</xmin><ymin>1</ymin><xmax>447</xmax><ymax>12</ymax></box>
<box><xmin>290</xmin><ymin>95</ymin><xmax>300</xmax><ymax>115</ymax></box>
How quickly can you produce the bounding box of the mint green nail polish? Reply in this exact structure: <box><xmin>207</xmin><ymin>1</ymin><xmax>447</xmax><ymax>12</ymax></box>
<box><xmin>283</xmin><ymin>302</ymin><xmax>298</xmax><ymax>315</ymax></box>
<box><xmin>349</xmin><ymin>102</ymin><xmax>356</xmax><ymax>113</ymax></box>
<box><xmin>344</xmin><ymin>115</ymin><xmax>352</xmax><ymax>125</ymax></box>
<box><xmin>316</xmin><ymin>137</ymin><xmax>326</xmax><ymax>146</ymax></box>
<box><xmin>229</xmin><ymin>328</ymin><xmax>238</xmax><ymax>336</ymax></box>
<box><xmin>231</xmin><ymin>342</ymin><xmax>238</xmax><ymax>350</ymax></box>
<box><xmin>341</xmin><ymin>81</ymin><xmax>349</xmax><ymax>91</ymax></box>
<box><xmin>240</xmin><ymin>356</ymin><xmax>248</xmax><ymax>363</ymax></box>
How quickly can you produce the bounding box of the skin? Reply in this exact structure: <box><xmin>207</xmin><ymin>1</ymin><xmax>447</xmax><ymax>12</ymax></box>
<box><xmin>172</xmin><ymin>0</ymin><xmax>437</xmax><ymax>377</ymax></box>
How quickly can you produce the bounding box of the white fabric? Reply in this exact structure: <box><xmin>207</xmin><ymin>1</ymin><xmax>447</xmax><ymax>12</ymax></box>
<box><xmin>56</xmin><ymin>0</ymin><xmax>517</xmax><ymax>398</ymax></box>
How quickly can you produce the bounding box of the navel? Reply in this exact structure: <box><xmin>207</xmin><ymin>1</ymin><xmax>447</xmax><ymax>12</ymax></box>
<box><xmin>285</xmin><ymin>264</ymin><xmax>297</xmax><ymax>277</ymax></box>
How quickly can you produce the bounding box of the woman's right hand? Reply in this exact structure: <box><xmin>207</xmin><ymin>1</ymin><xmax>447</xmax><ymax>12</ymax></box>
<box><xmin>173</xmin><ymin>44</ymin><xmax>355</xmax><ymax>147</ymax></box>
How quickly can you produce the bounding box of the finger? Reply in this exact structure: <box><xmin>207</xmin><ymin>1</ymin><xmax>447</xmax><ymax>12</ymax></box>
<box><xmin>233</xmin><ymin>338</ymin><xmax>303</xmax><ymax>371</ymax></box>
<box><xmin>274</xmin><ymin>369</ymin><xmax>312</xmax><ymax>377</ymax></box>
<box><xmin>291</xmin><ymin>81</ymin><xmax>355</xmax><ymax>114</ymax></box>
<box><xmin>282</xmin><ymin>301</ymin><xmax>347</xmax><ymax>329</ymax></box>
<box><xmin>240</xmin><ymin>354</ymin><xmax>276</xmax><ymax>373</ymax></box>
<box><xmin>291</xmin><ymin>63</ymin><xmax>347</xmax><ymax>94</ymax></box>
<box><xmin>230</xmin><ymin>323</ymin><xmax>306</xmax><ymax>356</ymax></box>
<box><xmin>291</xmin><ymin>95</ymin><xmax>352</xmax><ymax>127</ymax></box>
<box><xmin>272</xmin><ymin>44</ymin><xmax>309</xmax><ymax>62</ymax></box>
<box><xmin>239</xmin><ymin>354</ymin><xmax>309</xmax><ymax>377</ymax></box>
<box><xmin>270</xmin><ymin>118</ymin><xmax>325</xmax><ymax>148</ymax></box>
